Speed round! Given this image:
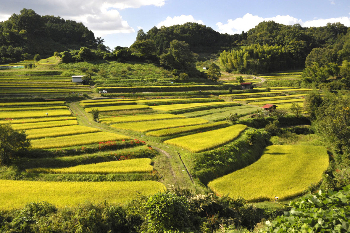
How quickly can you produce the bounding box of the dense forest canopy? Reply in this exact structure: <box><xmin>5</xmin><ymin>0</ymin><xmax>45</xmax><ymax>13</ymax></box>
<box><xmin>0</xmin><ymin>8</ymin><xmax>96</xmax><ymax>63</ymax></box>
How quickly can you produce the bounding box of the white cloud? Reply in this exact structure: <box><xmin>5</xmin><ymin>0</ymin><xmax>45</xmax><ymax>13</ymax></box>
<box><xmin>0</xmin><ymin>0</ymin><xmax>166</xmax><ymax>36</ymax></box>
<box><xmin>157</xmin><ymin>15</ymin><xmax>204</xmax><ymax>28</ymax></box>
<box><xmin>303</xmin><ymin>17</ymin><xmax>350</xmax><ymax>27</ymax></box>
<box><xmin>0</xmin><ymin>14</ymin><xmax>11</xmax><ymax>22</ymax></box>
<box><xmin>216</xmin><ymin>13</ymin><xmax>350</xmax><ymax>35</ymax></box>
<box><xmin>330</xmin><ymin>0</ymin><xmax>335</xmax><ymax>5</ymax></box>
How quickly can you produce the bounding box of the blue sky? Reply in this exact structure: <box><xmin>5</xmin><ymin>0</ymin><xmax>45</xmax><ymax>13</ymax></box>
<box><xmin>1</xmin><ymin>0</ymin><xmax>350</xmax><ymax>50</ymax></box>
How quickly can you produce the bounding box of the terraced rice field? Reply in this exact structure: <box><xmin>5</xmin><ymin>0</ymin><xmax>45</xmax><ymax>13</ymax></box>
<box><xmin>0</xmin><ymin>180</ymin><xmax>166</xmax><ymax>210</ymax></box>
<box><xmin>100</xmin><ymin>113</ymin><xmax>185</xmax><ymax>124</ymax></box>
<box><xmin>164</xmin><ymin>124</ymin><xmax>247</xmax><ymax>152</ymax></box>
<box><xmin>31</xmin><ymin>132</ymin><xmax>130</xmax><ymax>149</ymax></box>
<box><xmin>208</xmin><ymin>145</ymin><xmax>329</xmax><ymax>201</ymax></box>
<box><xmin>146</xmin><ymin>121</ymin><xmax>229</xmax><ymax>137</ymax></box>
<box><xmin>25</xmin><ymin>125</ymin><xmax>100</xmax><ymax>139</ymax></box>
<box><xmin>111</xmin><ymin>118</ymin><xmax>208</xmax><ymax>132</ymax></box>
<box><xmin>84</xmin><ymin>105</ymin><xmax>150</xmax><ymax>112</ymax></box>
<box><xmin>151</xmin><ymin>102</ymin><xmax>239</xmax><ymax>113</ymax></box>
<box><xmin>27</xmin><ymin>158</ymin><xmax>154</xmax><ymax>174</ymax></box>
<box><xmin>11</xmin><ymin>120</ymin><xmax>78</xmax><ymax>130</ymax></box>
<box><xmin>0</xmin><ymin>109</ymin><xmax>72</xmax><ymax>119</ymax></box>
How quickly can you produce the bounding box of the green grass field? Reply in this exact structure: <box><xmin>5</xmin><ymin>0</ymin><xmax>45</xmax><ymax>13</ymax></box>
<box><xmin>208</xmin><ymin>145</ymin><xmax>329</xmax><ymax>201</ymax></box>
<box><xmin>0</xmin><ymin>180</ymin><xmax>166</xmax><ymax>210</ymax></box>
<box><xmin>11</xmin><ymin>120</ymin><xmax>78</xmax><ymax>130</ymax></box>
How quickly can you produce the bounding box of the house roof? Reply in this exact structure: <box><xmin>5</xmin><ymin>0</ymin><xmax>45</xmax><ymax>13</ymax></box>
<box><xmin>240</xmin><ymin>82</ymin><xmax>252</xmax><ymax>85</ymax></box>
<box><xmin>262</xmin><ymin>104</ymin><xmax>277</xmax><ymax>109</ymax></box>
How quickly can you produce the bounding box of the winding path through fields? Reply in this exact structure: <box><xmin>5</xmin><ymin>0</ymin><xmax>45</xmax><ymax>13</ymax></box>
<box><xmin>68</xmin><ymin>101</ymin><xmax>192</xmax><ymax>188</ymax></box>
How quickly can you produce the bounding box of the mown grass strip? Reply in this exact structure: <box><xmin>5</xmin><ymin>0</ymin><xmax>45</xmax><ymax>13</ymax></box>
<box><xmin>0</xmin><ymin>109</ymin><xmax>72</xmax><ymax>119</ymax></box>
<box><xmin>0</xmin><ymin>180</ymin><xmax>165</xmax><ymax>210</ymax></box>
<box><xmin>111</xmin><ymin>118</ymin><xmax>208</xmax><ymax>132</ymax></box>
<box><xmin>164</xmin><ymin>124</ymin><xmax>247</xmax><ymax>152</ymax></box>
<box><xmin>233</xmin><ymin>94</ymin><xmax>306</xmax><ymax>102</ymax></box>
<box><xmin>11</xmin><ymin>120</ymin><xmax>78</xmax><ymax>130</ymax></box>
<box><xmin>247</xmin><ymin>98</ymin><xmax>304</xmax><ymax>106</ymax></box>
<box><xmin>31</xmin><ymin>132</ymin><xmax>130</xmax><ymax>149</ymax></box>
<box><xmin>208</xmin><ymin>145</ymin><xmax>329</xmax><ymax>201</ymax></box>
<box><xmin>28</xmin><ymin>158</ymin><xmax>153</xmax><ymax>174</ymax></box>
<box><xmin>85</xmin><ymin>105</ymin><xmax>150</xmax><ymax>112</ymax></box>
<box><xmin>26</xmin><ymin>125</ymin><xmax>100</xmax><ymax>139</ymax></box>
<box><xmin>146</xmin><ymin>121</ymin><xmax>229</xmax><ymax>137</ymax></box>
<box><xmin>100</xmin><ymin>113</ymin><xmax>185</xmax><ymax>124</ymax></box>
<box><xmin>80</xmin><ymin>99</ymin><xmax>135</xmax><ymax>103</ymax></box>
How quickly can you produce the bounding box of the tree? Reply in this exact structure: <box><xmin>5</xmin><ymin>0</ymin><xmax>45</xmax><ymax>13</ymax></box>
<box><xmin>160</xmin><ymin>40</ymin><xmax>196</xmax><ymax>73</ymax></box>
<box><xmin>91</xmin><ymin>109</ymin><xmax>99</xmax><ymax>122</ymax></box>
<box><xmin>0</xmin><ymin>124</ymin><xmax>30</xmax><ymax>165</ymax></box>
<box><xmin>207</xmin><ymin>63</ymin><xmax>221</xmax><ymax>82</ymax></box>
<box><xmin>290</xmin><ymin>102</ymin><xmax>303</xmax><ymax>117</ymax></box>
<box><xmin>33</xmin><ymin>53</ymin><xmax>40</xmax><ymax>62</ymax></box>
<box><xmin>144</xmin><ymin>192</ymin><xmax>192</xmax><ymax>232</ymax></box>
<box><xmin>304</xmin><ymin>90</ymin><xmax>323</xmax><ymax>120</ymax></box>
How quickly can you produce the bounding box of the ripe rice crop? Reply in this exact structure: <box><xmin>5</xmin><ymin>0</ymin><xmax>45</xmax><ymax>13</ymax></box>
<box><xmin>0</xmin><ymin>116</ymin><xmax>76</xmax><ymax>124</ymax></box>
<box><xmin>208</xmin><ymin>145</ymin><xmax>329</xmax><ymax>201</ymax></box>
<box><xmin>0</xmin><ymin>109</ymin><xmax>72</xmax><ymax>119</ymax></box>
<box><xmin>0</xmin><ymin>106</ymin><xmax>68</xmax><ymax>111</ymax></box>
<box><xmin>31</xmin><ymin>132</ymin><xmax>130</xmax><ymax>149</ymax></box>
<box><xmin>85</xmin><ymin>105</ymin><xmax>150</xmax><ymax>112</ymax></box>
<box><xmin>100</xmin><ymin>113</ymin><xmax>185</xmax><ymax>124</ymax></box>
<box><xmin>164</xmin><ymin>124</ymin><xmax>247</xmax><ymax>152</ymax></box>
<box><xmin>0</xmin><ymin>101</ymin><xmax>65</xmax><ymax>106</ymax></box>
<box><xmin>80</xmin><ymin>99</ymin><xmax>135</xmax><ymax>103</ymax></box>
<box><xmin>80</xmin><ymin>100</ymin><xmax>137</xmax><ymax>107</ymax></box>
<box><xmin>151</xmin><ymin>102</ymin><xmax>238</xmax><ymax>112</ymax></box>
<box><xmin>0</xmin><ymin>180</ymin><xmax>165</xmax><ymax>210</ymax></box>
<box><xmin>111</xmin><ymin>118</ymin><xmax>208</xmax><ymax>132</ymax></box>
<box><xmin>29</xmin><ymin>158</ymin><xmax>153</xmax><ymax>174</ymax></box>
<box><xmin>146</xmin><ymin>121</ymin><xmax>229</xmax><ymax>137</ymax></box>
<box><xmin>26</xmin><ymin>125</ymin><xmax>100</xmax><ymax>139</ymax></box>
<box><xmin>11</xmin><ymin>120</ymin><xmax>78</xmax><ymax>130</ymax></box>
<box><xmin>136</xmin><ymin>98</ymin><xmax>220</xmax><ymax>105</ymax></box>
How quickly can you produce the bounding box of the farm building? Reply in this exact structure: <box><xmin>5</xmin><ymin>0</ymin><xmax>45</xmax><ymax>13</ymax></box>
<box><xmin>241</xmin><ymin>82</ymin><xmax>253</xmax><ymax>90</ymax></box>
<box><xmin>72</xmin><ymin>76</ymin><xmax>84</xmax><ymax>83</ymax></box>
<box><xmin>262</xmin><ymin>104</ymin><xmax>277</xmax><ymax>112</ymax></box>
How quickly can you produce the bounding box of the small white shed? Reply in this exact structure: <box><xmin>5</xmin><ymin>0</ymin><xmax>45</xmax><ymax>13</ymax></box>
<box><xmin>72</xmin><ymin>75</ymin><xmax>84</xmax><ymax>83</ymax></box>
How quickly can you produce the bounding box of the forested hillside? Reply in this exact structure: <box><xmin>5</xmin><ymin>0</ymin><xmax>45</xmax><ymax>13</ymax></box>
<box><xmin>0</xmin><ymin>8</ymin><xmax>96</xmax><ymax>63</ymax></box>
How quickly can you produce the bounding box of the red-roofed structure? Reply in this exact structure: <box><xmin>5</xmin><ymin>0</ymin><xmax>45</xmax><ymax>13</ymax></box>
<box><xmin>262</xmin><ymin>104</ymin><xmax>277</xmax><ymax>111</ymax></box>
<box><xmin>240</xmin><ymin>82</ymin><xmax>253</xmax><ymax>90</ymax></box>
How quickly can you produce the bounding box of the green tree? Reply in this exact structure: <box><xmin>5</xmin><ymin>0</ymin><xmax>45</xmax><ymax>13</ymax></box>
<box><xmin>0</xmin><ymin>124</ymin><xmax>30</xmax><ymax>165</ymax></box>
<box><xmin>304</xmin><ymin>90</ymin><xmax>323</xmax><ymax>120</ymax></box>
<box><xmin>33</xmin><ymin>53</ymin><xmax>40</xmax><ymax>62</ymax></box>
<box><xmin>160</xmin><ymin>40</ymin><xmax>196</xmax><ymax>73</ymax></box>
<box><xmin>207</xmin><ymin>63</ymin><xmax>221</xmax><ymax>82</ymax></box>
<box><xmin>144</xmin><ymin>192</ymin><xmax>192</xmax><ymax>232</ymax></box>
<box><xmin>91</xmin><ymin>109</ymin><xmax>99</xmax><ymax>122</ymax></box>
<box><xmin>290</xmin><ymin>102</ymin><xmax>303</xmax><ymax>117</ymax></box>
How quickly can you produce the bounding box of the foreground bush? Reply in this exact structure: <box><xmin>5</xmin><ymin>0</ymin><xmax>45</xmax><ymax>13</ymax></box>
<box><xmin>262</xmin><ymin>185</ymin><xmax>350</xmax><ymax>232</ymax></box>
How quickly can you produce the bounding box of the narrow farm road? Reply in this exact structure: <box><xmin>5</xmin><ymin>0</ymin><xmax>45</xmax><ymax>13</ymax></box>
<box><xmin>68</xmin><ymin>101</ymin><xmax>188</xmax><ymax>188</ymax></box>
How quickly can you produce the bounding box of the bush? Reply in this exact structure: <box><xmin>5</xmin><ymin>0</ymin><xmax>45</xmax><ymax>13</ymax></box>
<box><xmin>0</xmin><ymin>124</ymin><xmax>30</xmax><ymax>165</ymax></box>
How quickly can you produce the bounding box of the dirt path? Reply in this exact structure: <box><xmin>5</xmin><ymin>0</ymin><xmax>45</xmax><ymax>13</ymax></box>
<box><xmin>68</xmin><ymin>101</ymin><xmax>178</xmax><ymax>182</ymax></box>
